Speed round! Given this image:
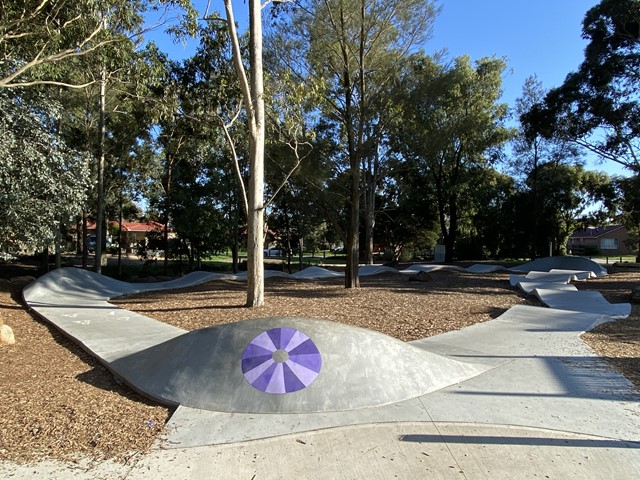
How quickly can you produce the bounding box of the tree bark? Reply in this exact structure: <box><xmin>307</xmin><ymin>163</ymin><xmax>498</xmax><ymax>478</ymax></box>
<box><xmin>342</xmin><ymin>4</ymin><xmax>360</xmax><ymax>289</ymax></box>
<box><xmin>444</xmin><ymin>193</ymin><xmax>458</xmax><ymax>262</ymax></box>
<box><xmin>363</xmin><ymin>140</ymin><xmax>379</xmax><ymax>265</ymax></box>
<box><xmin>223</xmin><ymin>0</ymin><xmax>266</xmax><ymax>307</ymax></box>
<box><xmin>95</xmin><ymin>68</ymin><xmax>106</xmax><ymax>273</ymax></box>
<box><xmin>82</xmin><ymin>211</ymin><xmax>88</xmax><ymax>268</ymax></box>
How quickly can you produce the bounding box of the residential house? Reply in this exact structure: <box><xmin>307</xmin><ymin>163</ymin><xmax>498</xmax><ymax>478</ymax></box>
<box><xmin>87</xmin><ymin>221</ymin><xmax>171</xmax><ymax>251</ymax></box>
<box><xmin>567</xmin><ymin>225</ymin><xmax>633</xmax><ymax>256</ymax></box>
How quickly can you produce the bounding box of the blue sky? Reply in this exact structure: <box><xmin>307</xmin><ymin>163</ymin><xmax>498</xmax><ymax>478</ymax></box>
<box><xmin>148</xmin><ymin>0</ymin><xmax>627</xmax><ymax>176</ymax></box>
<box><xmin>425</xmin><ymin>1</ymin><xmax>600</xmax><ymax>107</ymax></box>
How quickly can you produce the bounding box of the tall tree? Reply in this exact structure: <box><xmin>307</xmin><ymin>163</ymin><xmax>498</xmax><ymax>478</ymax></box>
<box><xmin>223</xmin><ymin>0</ymin><xmax>266</xmax><ymax>307</ymax></box>
<box><xmin>394</xmin><ymin>54</ymin><xmax>512</xmax><ymax>262</ymax></box>
<box><xmin>0</xmin><ymin>89</ymin><xmax>90</xmax><ymax>254</ymax></box>
<box><xmin>522</xmin><ymin>164</ymin><xmax>612</xmax><ymax>256</ymax></box>
<box><xmin>269</xmin><ymin>0</ymin><xmax>439</xmax><ymax>287</ymax></box>
<box><xmin>513</xmin><ymin>75</ymin><xmax>582</xmax><ymax>258</ymax></box>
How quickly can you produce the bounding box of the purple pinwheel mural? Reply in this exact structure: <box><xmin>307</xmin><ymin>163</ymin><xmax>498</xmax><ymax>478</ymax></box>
<box><xmin>241</xmin><ymin>327</ymin><xmax>322</xmax><ymax>394</ymax></box>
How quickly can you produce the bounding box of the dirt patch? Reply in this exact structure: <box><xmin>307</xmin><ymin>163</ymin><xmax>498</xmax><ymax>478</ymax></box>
<box><xmin>0</xmin><ymin>281</ymin><xmax>171</xmax><ymax>464</ymax></box>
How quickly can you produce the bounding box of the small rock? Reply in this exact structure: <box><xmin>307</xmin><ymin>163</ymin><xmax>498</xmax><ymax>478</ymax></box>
<box><xmin>1</xmin><ymin>324</ymin><xmax>15</xmax><ymax>344</ymax></box>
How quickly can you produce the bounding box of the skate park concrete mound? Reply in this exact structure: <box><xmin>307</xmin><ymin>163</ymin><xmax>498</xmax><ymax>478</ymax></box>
<box><xmin>111</xmin><ymin>316</ymin><xmax>489</xmax><ymax>413</ymax></box>
<box><xmin>534</xmin><ymin>289</ymin><xmax>632</xmax><ymax>318</ymax></box>
<box><xmin>23</xmin><ymin>268</ymin><xmax>490</xmax><ymax>414</ymax></box>
<box><xmin>509</xmin><ymin>256</ymin><xmax>608</xmax><ymax>276</ymax></box>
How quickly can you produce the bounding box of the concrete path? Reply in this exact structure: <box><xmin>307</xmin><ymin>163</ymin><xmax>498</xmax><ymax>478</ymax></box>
<box><xmin>4</xmin><ymin>257</ymin><xmax>640</xmax><ymax>479</ymax></box>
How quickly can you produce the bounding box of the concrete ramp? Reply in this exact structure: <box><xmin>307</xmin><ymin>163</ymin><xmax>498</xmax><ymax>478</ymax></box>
<box><xmin>509</xmin><ymin>271</ymin><xmax>578</xmax><ymax>286</ymax></box>
<box><xmin>549</xmin><ymin>268</ymin><xmax>596</xmax><ymax>280</ymax></box>
<box><xmin>510</xmin><ymin>256</ymin><xmax>608</xmax><ymax>277</ymax></box>
<box><xmin>23</xmin><ymin>268</ymin><xmax>233</xmax><ymax>306</ymax></box>
<box><xmin>23</xmin><ymin>268</ymin><xmax>489</xmax><ymax>414</ymax></box>
<box><xmin>534</xmin><ymin>289</ymin><xmax>631</xmax><ymax>318</ymax></box>
<box><xmin>465</xmin><ymin>263</ymin><xmax>509</xmax><ymax>273</ymax></box>
<box><xmin>110</xmin><ymin>316</ymin><xmax>489</xmax><ymax>413</ymax></box>
<box><xmin>516</xmin><ymin>281</ymin><xmax>578</xmax><ymax>295</ymax></box>
<box><xmin>291</xmin><ymin>266</ymin><xmax>343</xmax><ymax>280</ymax></box>
<box><xmin>401</xmin><ymin>264</ymin><xmax>465</xmax><ymax>274</ymax></box>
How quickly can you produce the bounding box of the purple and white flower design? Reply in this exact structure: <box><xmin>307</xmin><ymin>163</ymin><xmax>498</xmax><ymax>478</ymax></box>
<box><xmin>241</xmin><ymin>327</ymin><xmax>322</xmax><ymax>394</ymax></box>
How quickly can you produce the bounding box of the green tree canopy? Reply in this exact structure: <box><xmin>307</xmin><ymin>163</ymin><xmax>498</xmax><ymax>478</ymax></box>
<box><xmin>523</xmin><ymin>0</ymin><xmax>640</xmax><ymax>173</ymax></box>
<box><xmin>393</xmin><ymin>54</ymin><xmax>512</xmax><ymax>261</ymax></box>
<box><xmin>0</xmin><ymin>0</ymin><xmax>196</xmax><ymax>88</ymax></box>
<box><xmin>268</xmin><ymin>0</ymin><xmax>439</xmax><ymax>286</ymax></box>
<box><xmin>0</xmin><ymin>89</ymin><xmax>90</xmax><ymax>252</ymax></box>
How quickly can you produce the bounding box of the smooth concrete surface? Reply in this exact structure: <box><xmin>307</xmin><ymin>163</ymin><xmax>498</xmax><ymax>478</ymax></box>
<box><xmin>514</xmin><ymin>280</ymin><xmax>578</xmax><ymax>294</ymax></box>
<box><xmin>534</xmin><ymin>289</ymin><xmax>632</xmax><ymax>318</ymax></box>
<box><xmin>155</xmin><ymin>305</ymin><xmax>638</xmax><ymax>449</ymax></box>
<box><xmin>7</xmin><ymin>257</ymin><xmax>640</xmax><ymax>479</ymax></box>
<box><xmin>110</xmin><ymin>316</ymin><xmax>489</xmax><ymax>413</ymax></box>
<box><xmin>23</xmin><ymin>268</ymin><xmax>490</xmax><ymax>414</ymax></box>
<box><xmin>508</xmin><ymin>256</ymin><xmax>608</xmax><ymax>277</ymax></box>
<box><xmin>4</xmin><ymin>423</ymin><xmax>639</xmax><ymax>480</ymax></box>
<box><xmin>549</xmin><ymin>268</ymin><xmax>597</xmax><ymax>280</ymax></box>
<box><xmin>509</xmin><ymin>271</ymin><xmax>577</xmax><ymax>286</ymax></box>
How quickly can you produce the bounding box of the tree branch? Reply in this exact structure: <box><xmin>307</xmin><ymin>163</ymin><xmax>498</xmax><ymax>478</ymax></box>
<box><xmin>223</xmin><ymin>0</ymin><xmax>254</xmax><ymax>128</ymax></box>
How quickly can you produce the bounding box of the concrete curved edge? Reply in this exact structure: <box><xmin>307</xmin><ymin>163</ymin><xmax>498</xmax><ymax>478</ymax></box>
<box><xmin>533</xmin><ymin>288</ymin><xmax>632</xmax><ymax>318</ymax></box>
<box><xmin>515</xmin><ymin>281</ymin><xmax>578</xmax><ymax>295</ymax></box>
<box><xmin>158</xmin><ymin>303</ymin><xmax>640</xmax><ymax>450</ymax></box>
<box><xmin>22</xmin><ymin>267</ymin><xmax>493</xmax><ymax>414</ymax></box>
<box><xmin>508</xmin><ymin>256</ymin><xmax>608</xmax><ymax>277</ymax></box>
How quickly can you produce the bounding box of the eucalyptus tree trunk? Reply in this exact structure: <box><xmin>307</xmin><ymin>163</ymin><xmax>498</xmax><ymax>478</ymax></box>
<box><xmin>342</xmin><ymin>1</ymin><xmax>361</xmax><ymax>289</ymax></box>
<box><xmin>82</xmin><ymin>211</ymin><xmax>88</xmax><ymax>268</ymax></box>
<box><xmin>224</xmin><ymin>0</ymin><xmax>265</xmax><ymax>307</ymax></box>
<box><xmin>363</xmin><ymin>139</ymin><xmax>380</xmax><ymax>265</ymax></box>
<box><xmin>95</xmin><ymin>68</ymin><xmax>106</xmax><ymax>273</ymax></box>
<box><xmin>246</xmin><ymin>0</ymin><xmax>266</xmax><ymax>307</ymax></box>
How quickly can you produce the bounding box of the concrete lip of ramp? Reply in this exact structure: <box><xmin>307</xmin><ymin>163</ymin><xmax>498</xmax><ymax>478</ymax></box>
<box><xmin>534</xmin><ymin>288</ymin><xmax>632</xmax><ymax>318</ymax></box>
<box><xmin>508</xmin><ymin>256</ymin><xmax>608</xmax><ymax>277</ymax></box>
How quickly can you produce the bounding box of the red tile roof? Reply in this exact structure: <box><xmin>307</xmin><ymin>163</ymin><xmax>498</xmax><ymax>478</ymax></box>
<box><xmin>87</xmin><ymin>221</ymin><xmax>169</xmax><ymax>232</ymax></box>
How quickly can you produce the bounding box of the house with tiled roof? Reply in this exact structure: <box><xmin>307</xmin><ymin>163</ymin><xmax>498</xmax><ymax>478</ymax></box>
<box><xmin>567</xmin><ymin>225</ymin><xmax>633</xmax><ymax>256</ymax></box>
<box><xmin>87</xmin><ymin>221</ymin><xmax>172</xmax><ymax>249</ymax></box>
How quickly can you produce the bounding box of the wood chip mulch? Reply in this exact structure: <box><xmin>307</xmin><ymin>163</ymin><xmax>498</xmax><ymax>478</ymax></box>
<box><xmin>0</xmin><ymin>267</ymin><xmax>638</xmax><ymax>464</ymax></box>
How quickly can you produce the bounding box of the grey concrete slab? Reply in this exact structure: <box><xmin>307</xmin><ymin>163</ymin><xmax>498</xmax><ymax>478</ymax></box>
<box><xmin>550</xmin><ymin>268</ymin><xmax>597</xmax><ymax>280</ymax></box>
<box><xmin>465</xmin><ymin>263</ymin><xmax>510</xmax><ymax>273</ymax></box>
<box><xmin>509</xmin><ymin>271</ymin><xmax>577</xmax><ymax>285</ymax></box>
<box><xmin>22</xmin><ymin>268</ymin><xmax>490</xmax><ymax>414</ymax></box>
<box><xmin>5</xmin><ymin>423</ymin><xmax>639</xmax><ymax>480</ymax></box>
<box><xmin>137</xmin><ymin>423</ymin><xmax>640</xmax><ymax>480</ymax></box>
<box><xmin>110</xmin><ymin>316</ymin><xmax>490</xmax><ymax>413</ymax></box>
<box><xmin>159</xmin><ymin>305</ymin><xmax>638</xmax><ymax>450</ymax></box>
<box><xmin>290</xmin><ymin>266</ymin><xmax>343</xmax><ymax>279</ymax></box>
<box><xmin>508</xmin><ymin>256</ymin><xmax>608</xmax><ymax>276</ymax></box>
<box><xmin>534</xmin><ymin>289</ymin><xmax>632</xmax><ymax>318</ymax></box>
<box><xmin>515</xmin><ymin>280</ymin><xmax>578</xmax><ymax>294</ymax></box>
